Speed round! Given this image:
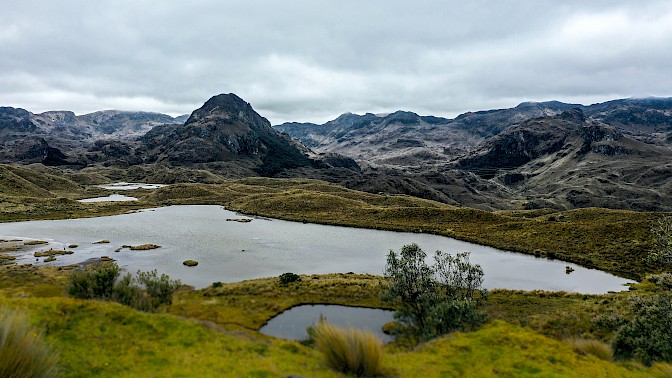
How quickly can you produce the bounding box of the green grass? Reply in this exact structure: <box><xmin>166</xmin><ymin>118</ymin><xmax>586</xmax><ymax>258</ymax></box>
<box><xmin>312</xmin><ymin>321</ymin><xmax>384</xmax><ymax>377</ymax></box>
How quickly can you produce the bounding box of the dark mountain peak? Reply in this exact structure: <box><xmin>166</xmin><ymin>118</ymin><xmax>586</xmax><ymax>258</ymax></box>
<box><xmin>385</xmin><ymin>111</ymin><xmax>421</xmax><ymax>124</ymax></box>
<box><xmin>185</xmin><ymin>93</ymin><xmax>261</xmax><ymax>126</ymax></box>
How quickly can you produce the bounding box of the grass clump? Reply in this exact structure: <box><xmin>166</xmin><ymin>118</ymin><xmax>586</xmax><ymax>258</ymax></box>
<box><xmin>565</xmin><ymin>337</ymin><xmax>613</xmax><ymax>361</ymax></box>
<box><xmin>0</xmin><ymin>308</ymin><xmax>58</xmax><ymax>378</ymax></box>
<box><xmin>312</xmin><ymin>321</ymin><xmax>383</xmax><ymax>377</ymax></box>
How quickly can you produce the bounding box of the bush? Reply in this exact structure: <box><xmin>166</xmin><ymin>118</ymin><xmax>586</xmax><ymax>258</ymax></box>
<box><xmin>68</xmin><ymin>263</ymin><xmax>180</xmax><ymax>313</ymax></box>
<box><xmin>312</xmin><ymin>321</ymin><xmax>383</xmax><ymax>377</ymax></box>
<box><xmin>135</xmin><ymin>269</ymin><xmax>181</xmax><ymax>311</ymax></box>
<box><xmin>382</xmin><ymin>243</ymin><xmax>487</xmax><ymax>340</ymax></box>
<box><xmin>67</xmin><ymin>262</ymin><xmax>120</xmax><ymax>299</ymax></box>
<box><xmin>648</xmin><ymin>216</ymin><xmax>672</xmax><ymax>265</ymax></box>
<box><xmin>566</xmin><ymin>338</ymin><xmax>613</xmax><ymax>361</ymax></box>
<box><xmin>279</xmin><ymin>272</ymin><xmax>301</xmax><ymax>285</ymax></box>
<box><xmin>611</xmin><ymin>294</ymin><xmax>672</xmax><ymax>365</ymax></box>
<box><xmin>0</xmin><ymin>309</ymin><xmax>58</xmax><ymax>378</ymax></box>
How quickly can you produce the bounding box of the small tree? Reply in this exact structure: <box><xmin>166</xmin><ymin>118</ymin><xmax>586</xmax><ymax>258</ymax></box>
<box><xmin>382</xmin><ymin>243</ymin><xmax>487</xmax><ymax>340</ymax></box>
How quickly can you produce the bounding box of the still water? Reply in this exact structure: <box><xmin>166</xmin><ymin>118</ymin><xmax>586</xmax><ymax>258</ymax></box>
<box><xmin>0</xmin><ymin>205</ymin><xmax>632</xmax><ymax>292</ymax></box>
<box><xmin>260</xmin><ymin>305</ymin><xmax>395</xmax><ymax>342</ymax></box>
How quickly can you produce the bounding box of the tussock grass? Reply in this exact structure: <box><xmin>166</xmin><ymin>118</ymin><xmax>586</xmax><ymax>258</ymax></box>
<box><xmin>649</xmin><ymin>363</ymin><xmax>672</xmax><ymax>378</ymax></box>
<box><xmin>566</xmin><ymin>337</ymin><xmax>614</xmax><ymax>361</ymax></box>
<box><xmin>313</xmin><ymin>321</ymin><xmax>384</xmax><ymax>377</ymax></box>
<box><xmin>0</xmin><ymin>308</ymin><xmax>58</xmax><ymax>378</ymax></box>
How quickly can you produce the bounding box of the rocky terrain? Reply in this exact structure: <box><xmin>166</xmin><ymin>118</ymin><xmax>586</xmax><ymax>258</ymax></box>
<box><xmin>2</xmin><ymin>95</ymin><xmax>672</xmax><ymax>211</ymax></box>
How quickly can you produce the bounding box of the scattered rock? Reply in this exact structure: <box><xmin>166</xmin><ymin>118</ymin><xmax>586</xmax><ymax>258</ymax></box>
<box><xmin>100</xmin><ymin>256</ymin><xmax>115</xmax><ymax>262</ymax></box>
<box><xmin>44</xmin><ymin>256</ymin><xmax>56</xmax><ymax>262</ymax></box>
<box><xmin>129</xmin><ymin>244</ymin><xmax>161</xmax><ymax>250</ymax></box>
<box><xmin>68</xmin><ymin>244</ymin><xmax>78</xmax><ymax>248</ymax></box>
<box><xmin>93</xmin><ymin>240</ymin><xmax>110</xmax><ymax>244</ymax></box>
<box><xmin>565</xmin><ymin>266</ymin><xmax>575</xmax><ymax>274</ymax></box>
<box><xmin>226</xmin><ymin>218</ymin><xmax>253</xmax><ymax>223</ymax></box>
<box><xmin>183</xmin><ymin>259</ymin><xmax>198</xmax><ymax>267</ymax></box>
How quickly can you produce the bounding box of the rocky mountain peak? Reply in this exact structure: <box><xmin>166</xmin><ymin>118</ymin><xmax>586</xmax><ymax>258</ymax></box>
<box><xmin>185</xmin><ymin>93</ymin><xmax>264</xmax><ymax>128</ymax></box>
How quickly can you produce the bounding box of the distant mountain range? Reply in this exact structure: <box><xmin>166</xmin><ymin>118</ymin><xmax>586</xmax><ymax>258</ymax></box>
<box><xmin>2</xmin><ymin>95</ymin><xmax>672</xmax><ymax>211</ymax></box>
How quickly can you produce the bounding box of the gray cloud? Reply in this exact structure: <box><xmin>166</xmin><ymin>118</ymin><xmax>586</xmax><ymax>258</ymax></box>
<box><xmin>1</xmin><ymin>0</ymin><xmax>671</xmax><ymax>124</ymax></box>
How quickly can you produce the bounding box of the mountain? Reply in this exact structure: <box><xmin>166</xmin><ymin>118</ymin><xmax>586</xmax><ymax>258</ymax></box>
<box><xmin>274</xmin><ymin>102</ymin><xmax>578</xmax><ymax>168</ymax></box>
<box><xmin>0</xmin><ymin>107</ymin><xmax>184</xmax><ymax>165</ymax></box>
<box><xmin>141</xmin><ymin>94</ymin><xmax>314</xmax><ymax>175</ymax></box>
<box><xmin>456</xmin><ymin>109</ymin><xmax>672</xmax><ymax>211</ymax></box>
<box><xmin>274</xmin><ymin>98</ymin><xmax>672</xmax><ymax>169</ymax></box>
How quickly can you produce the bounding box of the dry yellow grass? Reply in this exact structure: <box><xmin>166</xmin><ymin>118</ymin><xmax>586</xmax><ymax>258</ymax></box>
<box><xmin>312</xmin><ymin>320</ymin><xmax>384</xmax><ymax>377</ymax></box>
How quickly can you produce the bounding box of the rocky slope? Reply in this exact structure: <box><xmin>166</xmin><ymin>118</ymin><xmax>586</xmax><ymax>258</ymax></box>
<box><xmin>0</xmin><ymin>106</ymin><xmax>184</xmax><ymax>165</ymax></box>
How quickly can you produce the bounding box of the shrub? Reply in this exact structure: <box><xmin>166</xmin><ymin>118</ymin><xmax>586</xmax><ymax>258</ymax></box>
<box><xmin>566</xmin><ymin>338</ymin><xmax>613</xmax><ymax>361</ymax></box>
<box><xmin>312</xmin><ymin>321</ymin><xmax>383</xmax><ymax>377</ymax></box>
<box><xmin>135</xmin><ymin>269</ymin><xmax>181</xmax><ymax>312</ymax></box>
<box><xmin>611</xmin><ymin>294</ymin><xmax>672</xmax><ymax>365</ymax></box>
<box><xmin>648</xmin><ymin>216</ymin><xmax>672</xmax><ymax>266</ymax></box>
<box><xmin>0</xmin><ymin>309</ymin><xmax>58</xmax><ymax>378</ymax></box>
<box><xmin>382</xmin><ymin>243</ymin><xmax>487</xmax><ymax>340</ymax></box>
<box><xmin>67</xmin><ymin>262</ymin><xmax>120</xmax><ymax>299</ymax></box>
<box><xmin>279</xmin><ymin>272</ymin><xmax>301</xmax><ymax>285</ymax></box>
<box><xmin>68</xmin><ymin>263</ymin><xmax>180</xmax><ymax>313</ymax></box>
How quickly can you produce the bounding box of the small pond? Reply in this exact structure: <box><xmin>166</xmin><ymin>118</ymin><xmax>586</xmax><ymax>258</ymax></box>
<box><xmin>96</xmin><ymin>182</ymin><xmax>166</xmax><ymax>190</ymax></box>
<box><xmin>260</xmin><ymin>304</ymin><xmax>395</xmax><ymax>343</ymax></box>
<box><xmin>0</xmin><ymin>205</ymin><xmax>633</xmax><ymax>293</ymax></box>
<box><xmin>77</xmin><ymin>194</ymin><xmax>139</xmax><ymax>203</ymax></box>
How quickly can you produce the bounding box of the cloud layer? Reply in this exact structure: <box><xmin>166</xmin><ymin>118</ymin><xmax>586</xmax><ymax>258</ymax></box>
<box><xmin>2</xmin><ymin>0</ymin><xmax>671</xmax><ymax>123</ymax></box>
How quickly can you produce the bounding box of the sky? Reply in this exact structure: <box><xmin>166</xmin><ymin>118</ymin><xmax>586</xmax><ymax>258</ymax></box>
<box><xmin>2</xmin><ymin>1</ymin><xmax>671</xmax><ymax>124</ymax></box>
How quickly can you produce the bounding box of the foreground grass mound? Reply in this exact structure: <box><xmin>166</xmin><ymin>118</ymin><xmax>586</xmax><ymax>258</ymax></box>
<box><xmin>1</xmin><ymin>298</ymin><xmax>649</xmax><ymax>377</ymax></box>
<box><xmin>389</xmin><ymin>321</ymin><xmax>641</xmax><ymax>377</ymax></box>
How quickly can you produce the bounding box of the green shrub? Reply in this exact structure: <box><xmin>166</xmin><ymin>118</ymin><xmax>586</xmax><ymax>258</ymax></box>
<box><xmin>68</xmin><ymin>263</ymin><xmax>180</xmax><ymax>313</ymax></box>
<box><xmin>0</xmin><ymin>309</ymin><xmax>58</xmax><ymax>378</ymax></box>
<box><xmin>611</xmin><ymin>294</ymin><xmax>672</xmax><ymax>365</ymax></box>
<box><xmin>566</xmin><ymin>338</ymin><xmax>613</xmax><ymax>361</ymax></box>
<box><xmin>135</xmin><ymin>269</ymin><xmax>181</xmax><ymax>312</ymax></box>
<box><xmin>382</xmin><ymin>243</ymin><xmax>487</xmax><ymax>340</ymax></box>
<box><xmin>67</xmin><ymin>262</ymin><xmax>120</xmax><ymax>299</ymax></box>
<box><xmin>279</xmin><ymin>272</ymin><xmax>301</xmax><ymax>285</ymax></box>
<box><xmin>312</xmin><ymin>321</ymin><xmax>383</xmax><ymax>377</ymax></box>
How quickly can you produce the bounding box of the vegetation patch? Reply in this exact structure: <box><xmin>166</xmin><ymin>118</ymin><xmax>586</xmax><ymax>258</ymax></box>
<box><xmin>312</xmin><ymin>321</ymin><xmax>384</xmax><ymax>377</ymax></box>
<box><xmin>182</xmin><ymin>259</ymin><xmax>198</xmax><ymax>267</ymax></box>
<box><xmin>34</xmin><ymin>249</ymin><xmax>74</xmax><ymax>257</ymax></box>
<box><xmin>24</xmin><ymin>240</ymin><xmax>48</xmax><ymax>246</ymax></box>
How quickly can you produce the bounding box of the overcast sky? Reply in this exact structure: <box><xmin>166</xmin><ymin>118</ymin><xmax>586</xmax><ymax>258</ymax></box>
<box><xmin>2</xmin><ymin>1</ymin><xmax>671</xmax><ymax>124</ymax></box>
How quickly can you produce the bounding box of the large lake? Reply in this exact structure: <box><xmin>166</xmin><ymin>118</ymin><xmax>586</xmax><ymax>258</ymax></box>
<box><xmin>0</xmin><ymin>205</ymin><xmax>632</xmax><ymax>293</ymax></box>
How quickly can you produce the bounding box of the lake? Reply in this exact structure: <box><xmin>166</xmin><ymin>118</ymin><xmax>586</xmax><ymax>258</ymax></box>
<box><xmin>0</xmin><ymin>205</ymin><xmax>632</xmax><ymax>293</ymax></box>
